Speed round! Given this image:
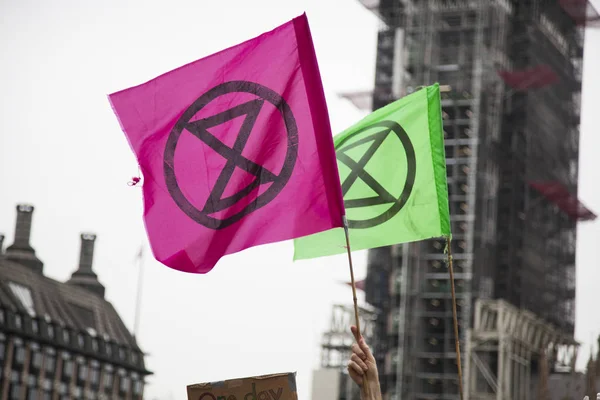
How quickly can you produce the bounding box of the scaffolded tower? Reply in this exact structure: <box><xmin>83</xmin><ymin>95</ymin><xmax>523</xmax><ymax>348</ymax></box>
<box><xmin>349</xmin><ymin>0</ymin><xmax>598</xmax><ymax>399</ymax></box>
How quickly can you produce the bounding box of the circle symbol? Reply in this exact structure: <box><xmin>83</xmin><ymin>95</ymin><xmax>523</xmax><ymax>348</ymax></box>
<box><xmin>336</xmin><ymin>120</ymin><xmax>416</xmax><ymax>229</ymax></box>
<box><xmin>164</xmin><ymin>81</ymin><xmax>298</xmax><ymax>230</ymax></box>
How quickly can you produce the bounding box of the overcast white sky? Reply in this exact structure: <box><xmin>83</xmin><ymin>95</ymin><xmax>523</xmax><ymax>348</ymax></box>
<box><xmin>0</xmin><ymin>1</ymin><xmax>599</xmax><ymax>399</ymax></box>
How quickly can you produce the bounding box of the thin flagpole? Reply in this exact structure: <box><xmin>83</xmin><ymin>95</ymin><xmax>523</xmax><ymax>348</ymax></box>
<box><xmin>343</xmin><ymin>216</ymin><xmax>362</xmax><ymax>338</ymax></box>
<box><xmin>446</xmin><ymin>237</ymin><xmax>465</xmax><ymax>400</ymax></box>
<box><xmin>133</xmin><ymin>245</ymin><xmax>145</xmax><ymax>338</ymax></box>
<box><xmin>342</xmin><ymin>215</ymin><xmax>371</xmax><ymax>396</ymax></box>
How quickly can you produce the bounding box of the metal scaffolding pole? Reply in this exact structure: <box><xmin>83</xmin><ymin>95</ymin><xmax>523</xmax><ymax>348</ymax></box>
<box><xmin>466</xmin><ymin>299</ymin><xmax>579</xmax><ymax>400</ymax></box>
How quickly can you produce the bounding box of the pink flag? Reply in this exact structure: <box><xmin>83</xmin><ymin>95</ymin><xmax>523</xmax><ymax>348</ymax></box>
<box><xmin>109</xmin><ymin>14</ymin><xmax>344</xmax><ymax>274</ymax></box>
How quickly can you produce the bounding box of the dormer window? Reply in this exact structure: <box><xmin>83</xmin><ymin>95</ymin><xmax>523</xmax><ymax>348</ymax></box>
<box><xmin>8</xmin><ymin>282</ymin><xmax>35</xmax><ymax>316</ymax></box>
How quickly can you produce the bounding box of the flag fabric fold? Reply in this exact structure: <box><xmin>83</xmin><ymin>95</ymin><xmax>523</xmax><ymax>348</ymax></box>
<box><xmin>109</xmin><ymin>13</ymin><xmax>344</xmax><ymax>273</ymax></box>
<box><xmin>293</xmin><ymin>84</ymin><xmax>450</xmax><ymax>260</ymax></box>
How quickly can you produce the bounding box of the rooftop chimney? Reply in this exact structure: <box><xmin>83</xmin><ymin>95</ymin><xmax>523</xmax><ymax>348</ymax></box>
<box><xmin>67</xmin><ymin>233</ymin><xmax>105</xmax><ymax>298</ymax></box>
<box><xmin>78</xmin><ymin>233</ymin><xmax>96</xmax><ymax>273</ymax></box>
<box><xmin>6</xmin><ymin>204</ymin><xmax>44</xmax><ymax>273</ymax></box>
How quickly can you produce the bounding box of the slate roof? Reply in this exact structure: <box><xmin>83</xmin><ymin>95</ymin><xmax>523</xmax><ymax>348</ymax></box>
<box><xmin>0</xmin><ymin>257</ymin><xmax>139</xmax><ymax>350</ymax></box>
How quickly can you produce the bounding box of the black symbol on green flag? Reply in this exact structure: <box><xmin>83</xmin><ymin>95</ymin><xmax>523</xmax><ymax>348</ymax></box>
<box><xmin>336</xmin><ymin>120</ymin><xmax>416</xmax><ymax>229</ymax></box>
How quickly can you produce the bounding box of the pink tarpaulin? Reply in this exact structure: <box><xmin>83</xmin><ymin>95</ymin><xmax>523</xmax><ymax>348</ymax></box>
<box><xmin>109</xmin><ymin>14</ymin><xmax>344</xmax><ymax>273</ymax></box>
<box><xmin>529</xmin><ymin>181</ymin><xmax>596</xmax><ymax>222</ymax></box>
<box><xmin>559</xmin><ymin>0</ymin><xmax>600</xmax><ymax>27</ymax></box>
<box><xmin>498</xmin><ymin>65</ymin><xmax>559</xmax><ymax>90</ymax></box>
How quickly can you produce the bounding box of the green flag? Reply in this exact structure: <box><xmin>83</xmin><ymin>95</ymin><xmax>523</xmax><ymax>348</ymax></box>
<box><xmin>293</xmin><ymin>83</ymin><xmax>450</xmax><ymax>260</ymax></box>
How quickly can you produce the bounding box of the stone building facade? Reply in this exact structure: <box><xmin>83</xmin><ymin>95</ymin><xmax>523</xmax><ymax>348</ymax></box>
<box><xmin>0</xmin><ymin>204</ymin><xmax>151</xmax><ymax>400</ymax></box>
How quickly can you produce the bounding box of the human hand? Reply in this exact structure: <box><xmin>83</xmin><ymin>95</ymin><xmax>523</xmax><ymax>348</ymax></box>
<box><xmin>347</xmin><ymin>326</ymin><xmax>381</xmax><ymax>400</ymax></box>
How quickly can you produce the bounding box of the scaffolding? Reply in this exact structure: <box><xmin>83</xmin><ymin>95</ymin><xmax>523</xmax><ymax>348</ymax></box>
<box><xmin>320</xmin><ymin>303</ymin><xmax>378</xmax><ymax>370</ymax></box>
<box><xmin>350</xmin><ymin>0</ymin><xmax>599</xmax><ymax>399</ymax></box>
<box><xmin>361</xmin><ymin>2</ymin><xmax>507</xmax><ymax>398</ymax></box>
<box><xmin>465</xmin><ymin>299</ymin><xmax>579</xmax><ymax>400</ymax></box>
<box><xmin>339</xmin><ymin>91</ymin><xmax>374</xmax><ymax>111</ymax></box>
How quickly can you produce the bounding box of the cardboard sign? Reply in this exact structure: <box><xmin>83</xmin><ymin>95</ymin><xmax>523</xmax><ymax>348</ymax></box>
<box><xmin>187</xmin><ymin>373</ymin><xmax>298</xmax><ymax>400</ymax></box>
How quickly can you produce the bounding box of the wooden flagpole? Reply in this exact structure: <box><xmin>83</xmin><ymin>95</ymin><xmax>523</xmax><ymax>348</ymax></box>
<box><xmin>343</xmin><ymin>216</ymin><xmax>362</xmax><ymax>338</ymax></box>
<box><xmin>446</xmin><ymin>237</ymin><xmax>465</xmax><ymax>400</ymax></box>
<box><xmin>342</xmin><ymin>215</ymin><xmax>371</xmax><ymax>395</ymax></box>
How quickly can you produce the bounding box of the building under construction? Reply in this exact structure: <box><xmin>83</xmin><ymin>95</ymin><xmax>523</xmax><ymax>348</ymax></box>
<box><xmin>316</xmin><ymin>1</ymin><xmax>598</xmax><ymax>399</ymax></box>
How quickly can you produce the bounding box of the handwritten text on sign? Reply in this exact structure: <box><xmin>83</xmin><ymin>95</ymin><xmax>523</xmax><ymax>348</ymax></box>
<box><xmin>187</xmin><ymin>372</ymin><xmax>297</xmax><ymax>400</ymax></box>
<box><xmin>197</xmin><ymin>383</ymin><xmax>283</xmax><ymax>400</ymax></box>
